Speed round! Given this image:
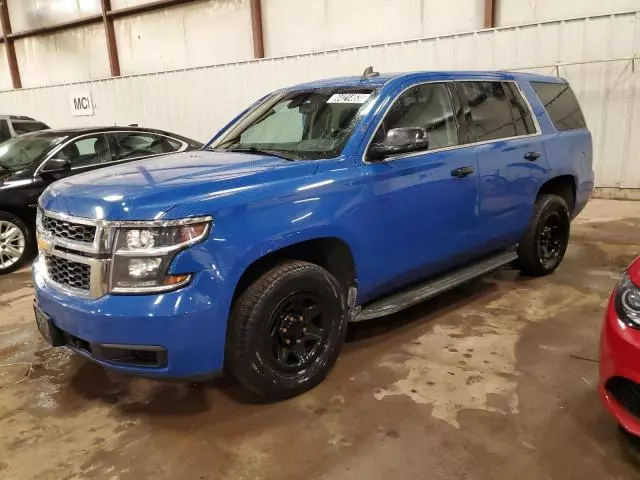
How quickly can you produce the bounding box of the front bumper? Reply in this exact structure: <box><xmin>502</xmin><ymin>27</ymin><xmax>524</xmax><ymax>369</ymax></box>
<box><xmin>33</xmin><ymin>259</ymin><xmax>233</xmax><ymax>379</ymax></box>
<box><xmin>599</xmin><ymin>293</ymin><xmax>640</xmax><ymax>436</ymax></box>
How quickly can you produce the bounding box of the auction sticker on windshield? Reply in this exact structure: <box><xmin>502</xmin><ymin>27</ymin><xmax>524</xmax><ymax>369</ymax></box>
<box><xmin>327</xmin><ymin>93</ymin><xmax>371</xmax><ymax>104</ymax></box>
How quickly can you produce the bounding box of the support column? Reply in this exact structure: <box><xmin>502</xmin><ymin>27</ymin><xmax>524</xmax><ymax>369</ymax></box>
<box><xmin>0</xmin><ymin>0</ymin><xmax>21</xmax><ymax>89</ymax></box>
<box><xmin>101</xmin><ymin>0</ymin><xmax>121</xmax><ymax>77</ymax></box>
<box><xmin>250</xmin><ymin>0</ymin><xmax>265</xmax><ymax>58</ymax></box>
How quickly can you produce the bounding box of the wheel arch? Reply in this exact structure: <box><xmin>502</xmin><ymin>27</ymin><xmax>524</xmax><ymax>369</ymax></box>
<box><xmin>231</xmin><ymin>236</ymin><xmax>357</xmax><ymax>305</ymax></box>
<box><xmin>537</xmin><ymin>174</ymin><xmax>577</xmax><ymax>215</ymax></box>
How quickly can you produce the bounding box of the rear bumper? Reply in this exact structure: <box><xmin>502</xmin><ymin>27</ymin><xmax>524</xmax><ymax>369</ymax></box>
<box><xmin>599</xmin><ymin>293</ymin><xmax>640</xmax><ymax>436</ymax></box>
<box><xmin>33</xmin><ymin>261</ymin><xmax>233</xmax><ymax>379</ymax></box>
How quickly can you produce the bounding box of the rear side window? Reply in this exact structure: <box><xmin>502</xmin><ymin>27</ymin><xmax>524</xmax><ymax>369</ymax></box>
<box><xmin>457</xmin><ymin>81</ymin><xmax>517</xmax><ymax>142</ymax></box>
<box><xmin>531</xmin><ymin>82</ymin><xmax>586</xmax><ymax>131</ymax></box>
<box><xmin>0</xmin><ymin>120</ymin><xmax>10</xmax><ymax>142</ymax></box>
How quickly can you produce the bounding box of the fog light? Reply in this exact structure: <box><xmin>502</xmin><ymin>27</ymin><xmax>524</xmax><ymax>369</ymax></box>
<box><xmin>128</xmin><ymin>258</ymin><xmax>162</xmax><ymax>278</ymax></box>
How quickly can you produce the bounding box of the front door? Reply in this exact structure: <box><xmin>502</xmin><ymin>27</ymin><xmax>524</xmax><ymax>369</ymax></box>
<box><xmin>359</xmin><ymin>81</ymin><xmax>481</xmax><ymax>300</ymax></box>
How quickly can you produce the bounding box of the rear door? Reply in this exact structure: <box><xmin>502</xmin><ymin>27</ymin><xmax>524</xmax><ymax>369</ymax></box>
<box><xmin>456</xmin><ymin>80</ymin><xmax>550</xmax><ymax>251</ymax></box>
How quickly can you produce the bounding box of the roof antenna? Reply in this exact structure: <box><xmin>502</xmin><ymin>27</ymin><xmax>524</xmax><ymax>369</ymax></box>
<box><xmin>361</xmin><ymin>66</ymin><xmax>380</xmax><ymax>80</ymax></box>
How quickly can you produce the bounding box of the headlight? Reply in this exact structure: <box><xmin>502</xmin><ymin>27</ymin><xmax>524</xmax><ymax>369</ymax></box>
<box><xmin>616</xmin><ymin>271</ymin><xmax>640</xmax><ymax>327</ymax></box>
<box><xmin>110</xmin><ymin>217</ymin><xmax>211</xmax><ymax>293</ymax></box>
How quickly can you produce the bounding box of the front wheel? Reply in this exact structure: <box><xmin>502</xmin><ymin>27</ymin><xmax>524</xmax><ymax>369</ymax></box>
<box><xmin>0</xmin><ymin>212</ymin><xmax>33</xmax><ymax>275</ymax></box>
<box><xmin>226</xmin><ymin>261</ymin><xmax>347</xmax><ymax>401</ymax></box>
<box><xmin>516</xmin><ymin>194</ymin><xmax>570</xmax><ymax>276</ymax></box>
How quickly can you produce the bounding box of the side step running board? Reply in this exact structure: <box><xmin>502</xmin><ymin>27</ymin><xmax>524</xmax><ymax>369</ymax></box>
<box><xmin>353</xmin><ymin>250</ymin><xmax>519</xmax><ymax>322</ymax></box>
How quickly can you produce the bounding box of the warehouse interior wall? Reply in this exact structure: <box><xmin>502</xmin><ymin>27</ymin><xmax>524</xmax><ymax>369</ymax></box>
<box><xmin>5</xmin><ymin>0</ymin><xmax>640</xmax><ymax>87</ymax></box>
<box><xmin>1</xmin><ymin>1</ymin><xmax>640</xmax><ymax>194</ymax></box>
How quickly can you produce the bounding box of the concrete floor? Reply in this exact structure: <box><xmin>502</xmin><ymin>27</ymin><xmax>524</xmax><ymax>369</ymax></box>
<box><xmin>1</xmin><ymin>199</ymin><xmax>640</xmax><ymax>480</ymax></box>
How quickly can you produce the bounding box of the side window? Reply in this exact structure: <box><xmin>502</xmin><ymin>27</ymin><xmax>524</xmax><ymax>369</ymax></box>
<box><xmin>57</xmin><ymin>134</ymin><xmax>112</xmax><ymax>168</ymax></box>
<box><xmin>531</xmin><ymin>82</ymin><xmax>586</xmax><ymax>131</ymax></box>
<box><xmin>166</xmin><ymin>137</ymin><xmax>184</xmax><ymax>152</ymax></box>
<box><xmin>110</xmin><ymin>132</ymin><xmax>173</xmax><ymax>160</ymax></box>
<box><xmin>458</xmin><ymin>81</ymin><xmax>517</xmax><ymax>142</ymax></box>
<box><xmin>372</xmin><ymin>82</ymin><xmax>459</xmax><ymax>152</ymax></box>
<box><xmin>0</xmin><ymin>120</ymin><xmax>11</xmax><ymax>142</ymax></box>
<box><xmin>503</xmin><ymin>83</ymin><xmax>536</xmax><ymax>136</ymax></box>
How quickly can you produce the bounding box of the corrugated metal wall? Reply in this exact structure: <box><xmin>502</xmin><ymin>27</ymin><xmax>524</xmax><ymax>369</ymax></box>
<box><xmin>1</xmin><ymin>11</ymin><xmax>639</xmax><ymax>189</ymax></box>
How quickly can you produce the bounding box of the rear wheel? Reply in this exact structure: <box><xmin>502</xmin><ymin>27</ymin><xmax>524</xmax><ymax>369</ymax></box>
<box><xmin>516</xmin><ymin>194</ymin><xmax>570</xmax><ymax>276</ymax></box>
<box><xmin>0</xmin><ymin>212</ymin><xmax>32</xmax><ymax>275</ymax></box>
<box><xmin>226</xmin><ymin>261</ymin><xmax>347</xmax><ymax>400</ymax></box>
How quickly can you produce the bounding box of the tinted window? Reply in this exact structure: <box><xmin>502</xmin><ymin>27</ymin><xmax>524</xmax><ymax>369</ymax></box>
<box><xmin>12</xmin><ymin>121</ymin><xmax>49</xmax><ymax>135</ymax></box>
<box><xmin>0</xmin><ymin>121</ymin><xmax>10</xmax><ymax>142</ymax></box>
<box><xmin>531</xmin><ymin>82</ymin><xmax>586</xmax><ymax>131</ymax></box>
<box><xmin>372</xmin><ymin>82</ymin><xmax>458</xmax><ymax>152</ymax></box>
<box><xmin>458</xmin><ymin>81</ymin><xmax>516</xmax><ymax>142</ymax></box>
<box><xmin>57</xmin><ymin>134</ymin><xmax>112</xmax><ymax>168</ymax></box>
<box><xmin>503</xmin><ymin>83</ymin><xmax>536</xmax><ymax>136</ymax></box>
<box><xmin>166</xmin><ymin>137</ymin><xmax>184</xmax><ymax>151</ymax></box>
<box><xmin>110</xmin><ymin>132</ymin><xmax>177</xmax><ymax>160</ymax></box>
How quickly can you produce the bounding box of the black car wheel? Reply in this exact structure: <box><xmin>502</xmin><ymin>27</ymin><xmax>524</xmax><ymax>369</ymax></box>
<box><xmin>226</xmin><ymin>261</ymin><xmax>347</xmax><ymax>400</ymax></box>
<box><xmin>0</xmin><ymin>212</ymin><xmax>33</xmax><ymax>275</ymax></box>
<box><xmin>516</xmin><ymin>194</ymin><xmax>570</xmax><ymax>276</ymax></box>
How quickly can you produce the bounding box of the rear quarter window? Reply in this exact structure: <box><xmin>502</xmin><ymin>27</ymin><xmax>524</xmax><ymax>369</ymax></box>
<box><xmin>531</xmin><ymin>82</ymin><xmax>586</xmax><ymax>131</ymax></box>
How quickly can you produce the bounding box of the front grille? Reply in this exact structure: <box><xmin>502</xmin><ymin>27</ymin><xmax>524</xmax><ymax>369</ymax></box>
<box><xmin>606</xmin><ymin>377</ymin><xmax>640</xmax><ymax>418</ymax></box>
<box><xmin>44</xmin><ymin>255</ymin><xmax>90</xmax><ymax>291</ymax></box>
<box><xmin>41</xmin><ymin>214</ymin><xmax>96</xmax><ymax>244</ymax></box>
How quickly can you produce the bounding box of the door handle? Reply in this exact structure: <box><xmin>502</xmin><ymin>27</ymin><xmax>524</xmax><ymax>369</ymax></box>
<box><xmin>524</xmin><ymin>151</ymin><xmax>541</xmax><ymax>161</ymax></box>
<box><xmin>450</xmin><ymin>166</ymin><xmax>474</xmax><ymax>178</ymax></box>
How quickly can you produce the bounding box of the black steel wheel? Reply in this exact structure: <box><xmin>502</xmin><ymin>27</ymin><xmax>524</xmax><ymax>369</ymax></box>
<box><xmin>226</xmin><ymin>261</ymin><xmax>347</xmax><ymax>400</ymax></box>
<box><xmin>537</xmin><ymin>211</ymin><xmax>567</xmax><ymax>270</ymax></box>
<box><xmin>267</xmin><ymin>292</ymin><xmax>329</xmax><ymax>371</ymax></box>
<box><xmin>516</xmin><ymin>194</ymin><xmax>570</xmax><ymax>276</ymax></box>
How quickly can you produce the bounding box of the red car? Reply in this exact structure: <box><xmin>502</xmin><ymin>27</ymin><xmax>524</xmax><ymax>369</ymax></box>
<box><xmin>600</xmin><ymin>256</ymin><xmax>640</xmax><ymax>435</ymax></box>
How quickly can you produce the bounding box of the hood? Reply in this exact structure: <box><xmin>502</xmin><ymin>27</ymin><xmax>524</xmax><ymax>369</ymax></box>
<box><xmin>40</xmin><ymin>150</ymin><xmax>318</xmax><ymax>220</ymax></box>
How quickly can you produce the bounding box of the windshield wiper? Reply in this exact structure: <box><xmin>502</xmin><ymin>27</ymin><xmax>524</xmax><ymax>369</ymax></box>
<box><xmin>218</xmin><ymin>147</ymin><xmax>297</xmax><ymax>161</ymax></box>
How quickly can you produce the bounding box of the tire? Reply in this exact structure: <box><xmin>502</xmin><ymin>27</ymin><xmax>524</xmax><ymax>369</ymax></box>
<box><xmin>516</xmin><ymin>194</ymin><xmax>570</xmax><ymax>276</ymax></box>
<box><xmin>0</xmin><ymin>212</ymin><xmax>33</xmax><ymax>275</ymax></box>
<box><xmin>226</xmin><ymin>260</ymin><xmax>347</xmax><ymax>400</ymax></box>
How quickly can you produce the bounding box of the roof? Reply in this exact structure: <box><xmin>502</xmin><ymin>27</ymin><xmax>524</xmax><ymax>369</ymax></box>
<box><xmin>287</xmin><ymin>70</ymin><xmax>565</xmax><ymax>90</ymax></box>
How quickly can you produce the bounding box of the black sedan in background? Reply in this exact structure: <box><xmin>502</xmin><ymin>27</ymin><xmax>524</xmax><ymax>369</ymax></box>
<box><xmin>0</xmin><ymin>126</ymin><xmax>202</xmax><ymax>274</ymax></box>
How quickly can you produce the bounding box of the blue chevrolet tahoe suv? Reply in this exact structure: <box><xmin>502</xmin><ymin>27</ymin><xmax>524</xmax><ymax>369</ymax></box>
<box><xmin>33</xmin><ymin>70</ymin><xmax>593</xmax><ymax>399</ymax></box>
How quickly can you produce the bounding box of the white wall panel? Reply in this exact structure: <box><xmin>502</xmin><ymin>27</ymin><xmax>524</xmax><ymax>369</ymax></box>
<box><xmin>497</xmin><ymin>0</ymin><xmax>640</xmax><ymax>26</ymax></box>
<box><xmin>262</xmin><ymin>0</ymin><xmax>484</xmax><ymax>56</ymax></box>
<box><xmin>114</xmin><ymin>0</ymin><xmax>253</xmax><ymax>75</ymax></box>
<box><xmin>0</xmin><ymin>44</ymin><xmax>11</xmax><ymax>92</ymax></box>
<box><xmin>14</xmin><ymin>23</ymin><xmax>110</xmax><ymax>88</ymax></box>
<box><xmin>1</xmin><ymin>11</ymin><xmax>639</xmax><ymax>189</ymax></box>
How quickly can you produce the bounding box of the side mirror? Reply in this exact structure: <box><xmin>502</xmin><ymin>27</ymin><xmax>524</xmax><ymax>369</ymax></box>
<box><xmin>368</xmin><ymin>127</ymin><xmax>429</xmax><ymax>161</ymax></box>
<box><xmin>40</xmin><ymin>158</ymin><xmax>71</xmax><ymax>175</ymax></box>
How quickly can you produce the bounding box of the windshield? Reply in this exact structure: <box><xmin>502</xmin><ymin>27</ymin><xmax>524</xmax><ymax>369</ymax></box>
<box><xmin>12</xmin><ymin>121</ymin><xmax>49</xmax><ymax>135</ymax></box>
<box><xmin>0</xmin><ymin>135</ymin><xmax>66</xmax><ymax>172</ymax></box>
<box><xmin>209</xmin><ymin>87</ymin><xmax>376</xmax><ymax>160</ymax></box>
